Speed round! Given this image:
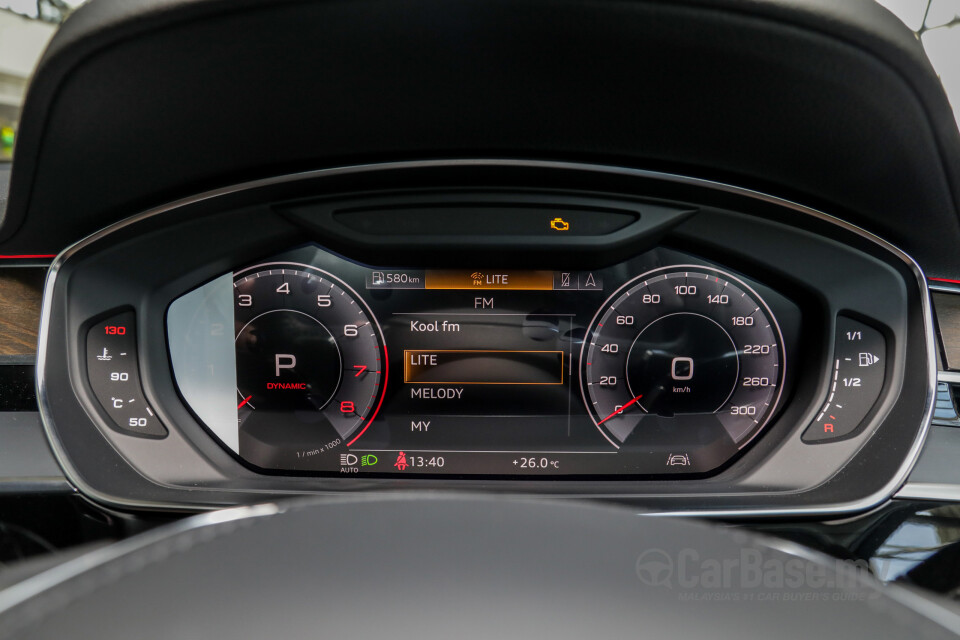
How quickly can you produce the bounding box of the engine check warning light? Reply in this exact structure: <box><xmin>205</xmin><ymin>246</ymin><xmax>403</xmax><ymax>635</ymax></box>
<box><xmin>549</xmin><ymin>217</ymin><xmax>570</xmax><ymax>231</ymax></box>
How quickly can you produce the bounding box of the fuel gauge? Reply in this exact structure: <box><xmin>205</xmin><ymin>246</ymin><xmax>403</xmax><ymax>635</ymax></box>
<box><xmin>803</xmin><ymin>317</ymin><xmax>886</xmax><ymax>442</ymax></box>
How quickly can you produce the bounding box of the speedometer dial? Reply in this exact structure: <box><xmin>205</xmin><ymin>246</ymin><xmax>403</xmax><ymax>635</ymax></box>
<box><xmin>580</xmin><ymin>266</ymin><xmax>784</xmax><ymax>452</ymax></box>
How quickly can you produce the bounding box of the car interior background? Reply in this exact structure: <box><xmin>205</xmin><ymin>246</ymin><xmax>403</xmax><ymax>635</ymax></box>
<box><xmin>2</xmin><ymin>0</ymin><xmax>960</xmax><ymax>637</ymax></box>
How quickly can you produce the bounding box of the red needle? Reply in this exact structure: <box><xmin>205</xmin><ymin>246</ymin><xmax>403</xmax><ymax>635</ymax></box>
<box><xmin>237</xmin><ymin>395</ymin><xmax>253</xmax><ymax>409</ymax></box>
<box><xmin>597</xmin><ymin>395</ymin><xmax>643</xmax><ymax>425</ymax></box>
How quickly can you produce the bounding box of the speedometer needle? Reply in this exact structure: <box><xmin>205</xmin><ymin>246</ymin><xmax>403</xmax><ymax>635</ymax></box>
<box><xmin>237</xmin><ymin>395</ymin><xmax>253</xmax><ymax>409</ymax></box>
<box><xmin>597</xmin><ymin>395</ymin><xmax>643</xmax><ymax>425</ymax></box>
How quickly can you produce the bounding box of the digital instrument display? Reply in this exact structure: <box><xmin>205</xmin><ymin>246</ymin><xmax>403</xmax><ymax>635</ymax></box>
<box><xmin>168</xmin><ymin>246</ymin><xmax>795</xmax><ymax>478</ymax></box>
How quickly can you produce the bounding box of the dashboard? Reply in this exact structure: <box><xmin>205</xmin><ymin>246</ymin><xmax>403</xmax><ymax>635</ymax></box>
<box><xmin>33</xmin><ymin>161</ymin><xmax>934</xmax><ymax>513</ymax></box>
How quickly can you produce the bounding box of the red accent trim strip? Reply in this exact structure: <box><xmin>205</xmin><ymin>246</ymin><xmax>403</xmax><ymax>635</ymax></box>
<box><xmin>930</xmin><ymin>277</ymin><xmax>960</xmax><ymax>285</ymax></box>
<box><xmin>0</xmin><ymin>254</ymin><xmax>56</xmax><ymax>259</ymax></box>
<box><xmin>346</xmin><ymin>345</ymin><xmax>389</xmax><ymax>447</ymax></box>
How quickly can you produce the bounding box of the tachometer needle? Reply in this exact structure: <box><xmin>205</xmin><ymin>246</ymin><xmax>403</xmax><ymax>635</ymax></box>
<box><xmin>597</xmin><ymin>395</ymin><xmax>643</xmax><ymax>425</ymax></box>
<box><xmin>237</xmin><ymin>395</ymin><xmax>253</xmax><ymax>409</ymax></box>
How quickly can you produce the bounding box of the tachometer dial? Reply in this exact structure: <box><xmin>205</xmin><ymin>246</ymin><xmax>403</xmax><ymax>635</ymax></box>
<box><xmin>233</xmin><ymin>263</ymin><xmax>387</xmax><ymax>462</ymax></box>
<box><xmin>580</xmin><ymin>266</ymin><xmax>784</xmax><ymax>453</ymax></box>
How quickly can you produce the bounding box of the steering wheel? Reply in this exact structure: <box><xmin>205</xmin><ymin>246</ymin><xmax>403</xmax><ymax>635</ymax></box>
<box><xmin>0</xmin><ymin>494</ymin><xmax>957</xmax><ymax>638</ymax></box>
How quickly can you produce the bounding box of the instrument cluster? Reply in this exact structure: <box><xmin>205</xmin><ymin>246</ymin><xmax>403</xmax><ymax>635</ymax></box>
<box><xmin>37</xmin><ymin>165</ymin><xmax>930</xmax><ymax>512</ymax></box>
<box><xmin>164</xmin><ymin>246</ymin><xmax>808</xmax><ymax>478</ymax></box>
